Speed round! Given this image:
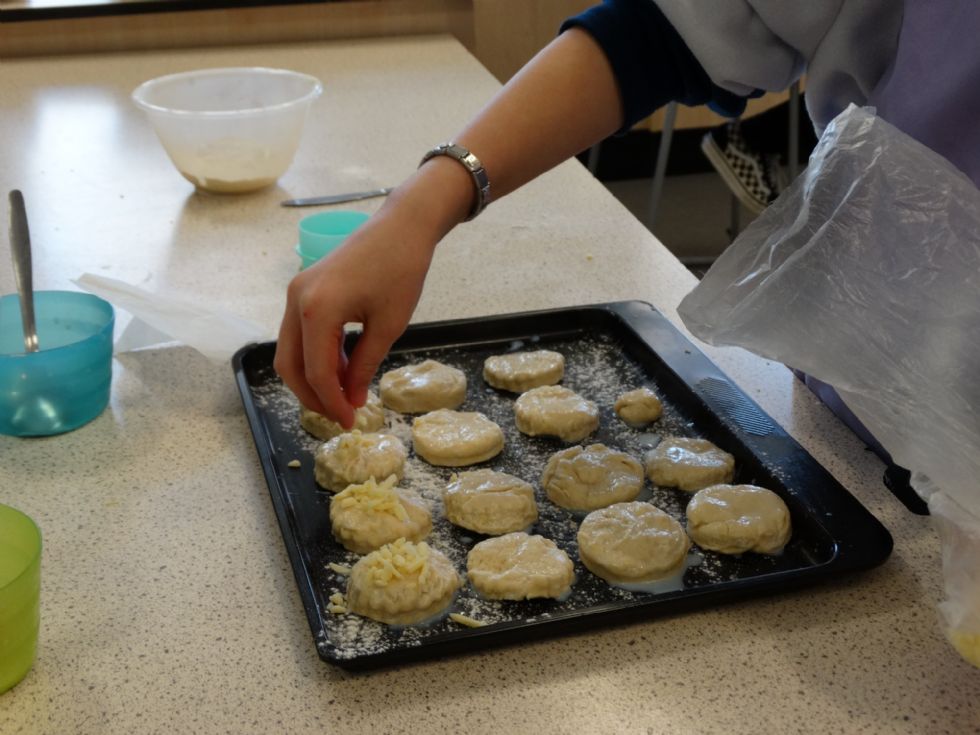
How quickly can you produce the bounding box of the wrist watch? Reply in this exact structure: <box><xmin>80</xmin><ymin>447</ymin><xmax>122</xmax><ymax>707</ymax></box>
<box><xmin>419</xmin><ymin>142</ymin><xmax>491</xmax><ymax>221</ymax></box>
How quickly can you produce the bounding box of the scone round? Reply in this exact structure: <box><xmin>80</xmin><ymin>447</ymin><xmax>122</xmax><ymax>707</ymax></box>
<box><xmin>444</xmin><ymin>469</ymin><xmax>538</xmax><ymax>535</ymax></box>
<box><xmin>412</xmin><ymin>409</ymin><xmax>504</xmax><ymax>467</ymax></box>
<box><xmin>379</xmin><ymin>359</ymin><xmax>466</xmax><ymax>414</ymax></box>
<box><xmin>686</xmin><ymin>484</ymin><xmax>791</xmax><ymax>555</ymax></box>
<box><xmin>329</xmin><ymin>475</ymin><xmax>432</xmax><ymax>554</ymax></box>
<box><xmin>347</xmin><ymin>539</ymin><xmax>460</xmax><ymax>625</ymax></box>
<box><xmin>483</xmin><ymin>350</ymin><xmax>565</xmax><ymax>393</ymax></box>
<box><xmin>314</xmin><ymin>430</ymin><xmax>407</xmax><ymax>492</ymax></box>
<box><xmin>514</xmin><ymin>385</ymin><xmax>599</xmax><ymax>443</ymax></box>
<box><xmin>577</xmin><ymin>502</ymin><xmax>690</xmax><ymax>584</ymax></box>
<box><xmin>541</xmin><ymin>444</ymin><xmax>645</xmax><ymax>511</ymax></box>
<box><xmin>299</xmin><ymin>390</ymin><xmax>385</xmax><ymax>440</ymax></box>
<box><xmin>645</xmin><ymin>436</ymin><xmax>735</xmax><ymax>492</ymax></box>
<box><xmin>614</xmin><ymin>387</ymin><xmax>663</xmax><ymax>428</ymax></box>
<box><xmin>466</xmin><ymin>532</ymin><xmax>574</xmax><ymax>600</ymax></box>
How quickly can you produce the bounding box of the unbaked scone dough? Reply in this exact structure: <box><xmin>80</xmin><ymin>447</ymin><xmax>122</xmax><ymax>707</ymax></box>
<box><xmin>483</xmin><ymin>350</ymin><xmax>565</xmax><ymax>393</ymax></box>
<box><xmin>379</xmin><ymin>359</ymin><xmax>466</xmax><ymax>414</ymax></box>
<box><xmin>513</xmin><ymin>385</ymin><xmax>599</xmax><ymax>442</ymax></box>
<box><xmin>314</xmin><ymin>430</ymin><xmax>407</xmax><ymax>492</ymax></box>
<box><xmin>346</xmin><ymin>538</ymin><xmax>461</xmax><ymax>625</ymax></box>
<box><xmin>299</xmin><ymin>390</ymin><xmax>384</xmax><ymax>440</ymax></box>
<box><xmin>412</xmin><ymin>409</ymin><xmax>504</xmax><ymax>467</ymax></box>
<box><xmin>329</xmin><ymin>475</ymin><xmax>432</xmax><ymax>554</ymax></box>
<box><xmin>541</xmin><ymin>443</ymin><xmax>644</xmax><ymax>511</ymax></box>
<box><xmin>466</xmin><ymin>532</ymin><xmax>574</xmax><ymax>600</ymax></box>
<box><xmin>644</xmin><ymin>436</ymin><xmax>735</xmax><ymax>492</ymax></box>
<box><xmin>686</xmin><ymin>484</ymin><xmax>791</xmax><ymax>555</ymax></box>
<box><xmin>614</xmin><ymin>387</ymin><xmax>663</xmax><ymax>428</ymax></box>
<box><xmin>443</xmin><ymin>469</ymin><xmax>538</xmax><ymax>535</ymax></box>
<box><xmin>577</xmin><ymin>502</ymin><xmax>690</xmax><ymax>583</ymax></box>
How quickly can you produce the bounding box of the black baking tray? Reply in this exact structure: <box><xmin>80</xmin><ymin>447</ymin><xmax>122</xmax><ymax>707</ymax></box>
<box><xmin>233</xmin><ymin>301</ymin><xmax>893</xmax><ymax>670</ymax></box>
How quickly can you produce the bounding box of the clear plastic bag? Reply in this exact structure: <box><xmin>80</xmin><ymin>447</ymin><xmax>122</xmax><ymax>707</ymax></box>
<box><xmin>678</xmin><ymin>105</ymin><xmax>980</xmax><ymax>667</ymax></box>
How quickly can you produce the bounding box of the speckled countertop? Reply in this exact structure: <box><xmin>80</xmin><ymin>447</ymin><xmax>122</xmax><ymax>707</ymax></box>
<box><xmin>0</xmin><ymin>36</ymin><xmax>976</xmax><ymax>735</ymax></box>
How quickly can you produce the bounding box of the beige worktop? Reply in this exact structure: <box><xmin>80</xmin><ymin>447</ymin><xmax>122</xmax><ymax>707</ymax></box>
<box><xmin>0</xmin><ymin>36</ymin><xmax>976</xmax><ymax>735</ymax></box>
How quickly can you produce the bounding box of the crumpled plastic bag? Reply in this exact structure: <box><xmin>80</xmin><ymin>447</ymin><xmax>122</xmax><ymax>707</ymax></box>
<box><xmin>678</xmin><ymin>105</ymin><xmax>980</xmax><ymax>667</ymax></box>
<box><xmin>75</xmin><ymin>273</ymin><xmax>271</xmax><ymax>363</ymax></box>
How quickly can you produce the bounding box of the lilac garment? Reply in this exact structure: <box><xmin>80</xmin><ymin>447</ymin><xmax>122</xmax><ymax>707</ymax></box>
<box><xmin>870</xmin><ymin>0</ymin><xmax>980</xmax><ymax>187</ymax></box>
<box><xmin>797</xmin><ymin>0</ymin><xmax>980</xmax><ymax>464</ymax></box>
<box><xmin>791</xmin><ymin>370</ymin><xmax>894</xmax><ymax>463</ymax></box>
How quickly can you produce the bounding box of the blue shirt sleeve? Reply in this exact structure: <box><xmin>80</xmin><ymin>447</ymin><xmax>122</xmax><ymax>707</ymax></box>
<box><xmin>560</xmin><ymin>0</ymin><xmax>753</xmax><ymax>132</ymax></box>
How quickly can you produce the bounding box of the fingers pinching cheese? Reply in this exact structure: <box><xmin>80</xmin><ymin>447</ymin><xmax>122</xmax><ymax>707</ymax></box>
<box><xmin>300</xmin><ymin>390</ymin><xmax>385</xmax><ymax>440</ymax></box>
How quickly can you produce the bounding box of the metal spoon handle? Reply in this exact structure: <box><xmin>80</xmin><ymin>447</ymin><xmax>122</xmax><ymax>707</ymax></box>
<box><xmin>9</xmin><ymin>190</ymin><xmax>39</xmax><ymax>353</ymax></box>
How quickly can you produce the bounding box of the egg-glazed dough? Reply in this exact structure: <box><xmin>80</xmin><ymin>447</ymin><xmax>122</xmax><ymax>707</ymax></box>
<box><xmin>644</xmin><ymin>436</ymin><xmax>734</xmax><ymax>492</ymax></box>
<box><xmin>299</xmin><ymin>390</ymin><xmax>385</xmax><ymax>441</ymax></box>
<box><xmin>346</xmin><ymin>538</ymin><xmax>460</xmax><ymax>625</ymax></box>
<box><xmin>686</xmin><ymin>484</ymin><xmax>791</xmax><ymax>555</ymax></box>
<box><xmin>466</xmin><ymin>532</ymin><xmax>574</xmax><ymax>600</ymax></box>
<box><xmin>577</xmin><ymin>502</ymin><xmax>690</xmax><ymax>584</ymax></box>
<box><xmin>314</xmin><ymin>430</ymin><xmax>407</xmax><ymax>492</ymax></box>
<box><xmin>329</xmin><ymin>475</ymin><xmax>432</xmax><ymax>554</ymax></box>
<box><xmin>541</xmin><ymin>444</ymin><xmax>645</xmax><ymax>512</ymax></box>
<box><xmin>483</xmin><ymin>350</ymin><xmax>565</xmax><ymax>393</ymax></box>
<box><xmin>411</xmin><ymin>409</ymin><xmax>505</xmax><ymax>467</ymax></box>
<box><xmin>513</xmin><ymin>385</ymin><xmax>600</xmax><ymax>443</ymax></box>
<box><xmin>443</xmin><ymin>469</ymin><xmax>538</xmax><ymax>535</ymax></box>
<box><xmin>379</xmin><ymin>359</ymin><xmax>466</xmax><ymax>414</ymax></box>
<box><xmin>614</xmin><ymin>387</ymin><xmax>663</xmax><ymax>428</ymax></box>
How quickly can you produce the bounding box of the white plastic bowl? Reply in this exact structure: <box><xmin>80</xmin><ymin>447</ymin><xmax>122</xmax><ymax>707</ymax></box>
<box><xmin>132</xmin><ymin>67</ymin><xmax>322</xmax><ymax>193</ymax></box>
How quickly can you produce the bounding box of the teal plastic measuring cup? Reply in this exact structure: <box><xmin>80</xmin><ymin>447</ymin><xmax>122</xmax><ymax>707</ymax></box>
<box><xmin>0</xmin><ymin>290</ymin><xmax>114</xmax><ymax>437</ymax></box>
<box><xmin>295</xmin><ymin>210</ymin><xmax>370</xmax><ymax>269</ymax></box>
<box><xmin>0</xmin><ymin>503</ymin><xmax>42</xmax><ymax>694</ymax></box>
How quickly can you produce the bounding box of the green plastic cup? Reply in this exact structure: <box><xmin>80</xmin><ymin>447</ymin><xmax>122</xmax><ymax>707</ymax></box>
<box><xmin>0</xmin><ymin>503</ymin><xmax>41</xmax><ymax>694</ymax></box>
<box><xmin>295</xmin><ymin>210</ymin><xmax>370</xmax><ymax>269</ymax></box>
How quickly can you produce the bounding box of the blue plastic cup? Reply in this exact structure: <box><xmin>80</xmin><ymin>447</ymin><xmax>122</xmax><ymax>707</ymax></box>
<box><xmin>0</xmin><ymin>290</ymin><xmax>114</xmax><ymax>437</ymax></box>
<box><xmin>295</xmin><ymin>210</ymin><xmax>370</xmax><ymax>269</ymax></box>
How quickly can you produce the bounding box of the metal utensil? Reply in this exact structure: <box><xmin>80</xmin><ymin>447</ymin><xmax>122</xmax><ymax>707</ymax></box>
<box><xmin>9</xmin><ymin>190</ymin><xmax>38</xmax><ymax>353</ymax></box>
<box><xmin>280</xmin><ymin>187</ymin><xmax>393</xmax><ymax>208</ymax></box>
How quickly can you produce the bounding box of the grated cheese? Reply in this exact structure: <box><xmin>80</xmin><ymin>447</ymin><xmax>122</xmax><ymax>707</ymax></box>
<box><xmin>328</xmin><ymin>562</ymin><xmax>352</xmax><ymax>576</ymax></box>
<box><xmin>449</xmin><ymin>612</ymin><xmax>487</xmax><ymax>628</ymax></box>
<box><xmin>361</xmin><ymin>538</ymin><xmax>432</xmax><ymax>587</ymax></box>
<box><xmin>332</xmin><ymin>475</ymin><xmax>408</xmax><ymax>522</ymax></box>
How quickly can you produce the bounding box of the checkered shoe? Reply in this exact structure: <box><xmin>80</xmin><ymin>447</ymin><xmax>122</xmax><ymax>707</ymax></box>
<box><xmin>701</xmin><ymin>120</ymin><xmax>785</xmax><ymax>214</ymax></box>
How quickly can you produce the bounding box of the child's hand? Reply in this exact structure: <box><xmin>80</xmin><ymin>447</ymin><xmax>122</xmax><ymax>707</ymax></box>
<box><xmin>274</xmin><ymin>203</ymin><xmax>438</xmax><ymax>428</ymax></box>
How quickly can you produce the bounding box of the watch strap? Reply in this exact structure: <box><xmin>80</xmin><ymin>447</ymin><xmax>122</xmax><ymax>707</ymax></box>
<box><xmin>419</xmin><ymin>142</ymin><xmax>490</xmax><ymax>221</ymax></box>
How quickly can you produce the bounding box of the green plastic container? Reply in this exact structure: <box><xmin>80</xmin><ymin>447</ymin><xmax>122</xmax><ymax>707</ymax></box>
<box><xmin>0</xmin><ymin>503</ymin><xmax>41</xmax><ymax>694</ymax></box>
<box><xmin>295</xmin><ymin>210</ymin><xmax>369</xmax><ymax>269</ymax></box>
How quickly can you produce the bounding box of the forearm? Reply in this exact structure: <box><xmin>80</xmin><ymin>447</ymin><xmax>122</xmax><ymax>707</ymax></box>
<box><xmin>455</xmin><ymin>28</ymin><xmax>624</xmax><ymax>202</ymax></box>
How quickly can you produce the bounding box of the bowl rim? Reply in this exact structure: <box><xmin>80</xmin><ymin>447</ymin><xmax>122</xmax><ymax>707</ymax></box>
<box><xmin>0</xmin><ymin>290</ymin><xmax>114</xmax><ymax>359</ymax></box>
<box><xmin>131</xmin><ymin>66</ymin><xmax>323</xmax><ymax>118</ymax></box>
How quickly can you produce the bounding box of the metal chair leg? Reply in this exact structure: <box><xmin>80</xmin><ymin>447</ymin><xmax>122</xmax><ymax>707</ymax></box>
<box><xmin>586</xmin><ymin>143</ymin><xmax>601</xmax><ymax>174</ymax></box>
<box><xmin>788</xmin><ymin>81</ymin><xmax>801</xmax><ymax>180</ymax></box>
<box><xmin>728</xmin><ymin>192</ymin><xmax>741</xmax><ymax>240</ymax></box>
<box><xmin>649</xmin><ymin>101</ymin><xmax>677</xmax><ymax>227</ymax></box>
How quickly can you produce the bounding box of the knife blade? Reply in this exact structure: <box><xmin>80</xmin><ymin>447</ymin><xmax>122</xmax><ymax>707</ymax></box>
<box><xmin>280</xmin><ymin>187</ymin><xmax>394</xmax><ymax>207</ymax></box>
